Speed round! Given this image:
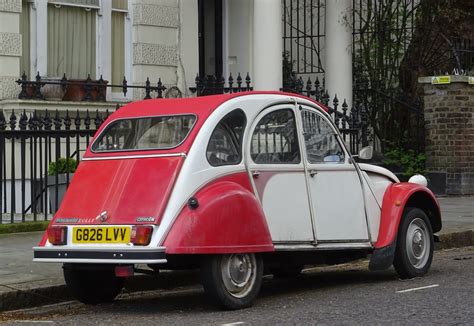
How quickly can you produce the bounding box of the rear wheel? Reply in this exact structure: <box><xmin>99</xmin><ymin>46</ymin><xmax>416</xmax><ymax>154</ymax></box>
<box><xmin>200</xmin><ymin>253</ymin><xmax>263</xmax><ymax>310</ymax></box>
<box><xmin>393</xmin><ymin>207</ymin><xmax>434</xmax><ymax>279</ymax></box>
<box><xmin>63</xmin><ymin>264</ymin><xmax>125</xmax><ymax>304</ymax></box>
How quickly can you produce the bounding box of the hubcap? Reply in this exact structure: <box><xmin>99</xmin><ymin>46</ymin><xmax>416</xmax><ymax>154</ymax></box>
<box><xmin>221</xmin><ymin>254</ymin><xmax>257</xmax><ymax>298</ymax></box>
<box><xmin>406</xmin><ymin>218</ymin><xmax>430</xmax><ymax>269</ymax></box>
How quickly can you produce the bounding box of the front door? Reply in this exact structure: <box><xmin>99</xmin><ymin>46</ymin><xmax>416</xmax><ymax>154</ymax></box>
<box><xmin>247</xmin><ymin>105</ymin><xmax>315</xmax><ymax>243</ymax></box>
<box><xmin>299</xmin><ymin>106</ymin><xmax>369</xmax><ymax>241</ymax></box>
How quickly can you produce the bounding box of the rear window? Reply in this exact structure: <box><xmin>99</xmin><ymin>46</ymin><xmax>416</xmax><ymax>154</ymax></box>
<box><xmin>91</xmin><ymin>115</ymin><xmax>196</xmax><ymax>152</ymax></box>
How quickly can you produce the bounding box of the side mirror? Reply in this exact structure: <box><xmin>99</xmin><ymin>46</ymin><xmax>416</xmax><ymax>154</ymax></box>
<box><xmin>358</xmin><ymin>146</ymin><xmax>373</xmax><ymax>160</ymax></box>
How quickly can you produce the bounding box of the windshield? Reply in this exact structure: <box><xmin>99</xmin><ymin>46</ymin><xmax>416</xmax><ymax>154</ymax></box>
<box><xmin>91</xmin><ymin>115</ymin><xmax>197</xmax><ymax>152</ymax></box>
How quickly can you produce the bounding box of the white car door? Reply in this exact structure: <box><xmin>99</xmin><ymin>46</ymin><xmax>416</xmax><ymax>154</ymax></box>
<box><xmin>299</xmin><ymin>106</ymin><xmax>369</xmax><ymax>242</ymax></box>
<box><xmin>247</xmin><ymin>104</ymin><xmax>315</xmax><ymax>243</ymax></box>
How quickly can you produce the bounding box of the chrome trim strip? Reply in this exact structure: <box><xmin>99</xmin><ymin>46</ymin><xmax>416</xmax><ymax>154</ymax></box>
<box><xmin>275</xmin><ymin>242</ymin><xmax>372</xmax><ymax>251</ymax></box>
<box><xmin>33</xmin><ymin>258</ymin><xmax>167</xmax><ymax>264</ymax></box>
<box><xmin>82</xmin><ymin>153</ymin><xmax>186</xmax><ymax>161</ymax></box>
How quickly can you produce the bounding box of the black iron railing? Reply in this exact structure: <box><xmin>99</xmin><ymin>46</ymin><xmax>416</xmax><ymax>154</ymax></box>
<box><xmin>16</xmin><ymin>72</ymin><xmax>167</xmax><ymax>102</ymax></box>
<box><xmin>0</xmin><ymin>107</ymin><xmax>116</xmax><ymax>222</ymax></box>
<box><xmin>189</xmin><ymin>73</ymin><xmax>253</xmax><ymax>96</ymax></box>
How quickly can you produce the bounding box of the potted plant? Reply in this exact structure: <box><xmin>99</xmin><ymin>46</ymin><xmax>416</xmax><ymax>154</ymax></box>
<box><xmin>47</xmin><ymin>157</ymin><xmax>77</xmax><ymax>212</ymax></box>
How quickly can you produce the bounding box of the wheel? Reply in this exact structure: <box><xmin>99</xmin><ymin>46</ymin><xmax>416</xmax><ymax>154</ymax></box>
<box><xmin>63</xmin><ymin>264</ymin><xmax>125</xmax><ymax>304</ymax></box>
<box><xmin>200</xmin><ymin>253</ymin><xmax>263</xmax><ymax>310</ymax></box>
<box><xmin>271</xmin><ymin>264</ymin><xmax>303</xmax><ymax>278</ymax></box>
<box><xmin>393</xmin><ymin>207</ymin><xmax>434</xmax><ymax>279</ymax></box>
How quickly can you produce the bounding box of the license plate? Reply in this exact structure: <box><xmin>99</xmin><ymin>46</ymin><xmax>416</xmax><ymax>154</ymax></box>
<box><xmin>72</xmin><ymin>227</ymin><xmax>131</xmax><ymax>244</ymax></box>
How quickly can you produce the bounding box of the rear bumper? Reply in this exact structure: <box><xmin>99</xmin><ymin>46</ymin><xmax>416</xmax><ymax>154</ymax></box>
<box><xmin>33</xmin><ymin>246</ymin><xmax>167</xmax><ymax>264</ymax></box>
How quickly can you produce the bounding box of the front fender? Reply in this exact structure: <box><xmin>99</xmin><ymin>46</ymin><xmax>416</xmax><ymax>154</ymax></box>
<box><xmin>375</xmin><ymin>182</ymin><xmax>441</xmax><ymax>249</ymax></box>
<box><xmin>163</xmin><ymin>172</ymin><xmax>274</xmax><ymax>254</ymax></box>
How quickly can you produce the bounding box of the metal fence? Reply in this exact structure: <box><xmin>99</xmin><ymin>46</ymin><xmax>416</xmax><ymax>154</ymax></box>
<box><xmin>0</xmin><ymin>108</ymin><xmax>110</xmax><ymax>222</ymax></box>
<box><xmin>16</xmin><ymin>73</ymin><xmax>168</xmax><ymax>102</ymax></box>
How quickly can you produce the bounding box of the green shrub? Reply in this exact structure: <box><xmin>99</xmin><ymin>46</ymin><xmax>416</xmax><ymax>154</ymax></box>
<box><xmin>383</xmin><ymin>146</ymin><xmax>426</xmax><ymax>177</ymax></box>
<box><xmin>48</xmin><ymin>158</ymin><xmax>77</xmax><ymax>176</ymax></box>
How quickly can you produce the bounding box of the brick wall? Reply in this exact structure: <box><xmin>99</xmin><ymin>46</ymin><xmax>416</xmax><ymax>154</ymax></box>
<box><xmin>420</xmin><ymin>76</ymin><xmax>474</xmax><ymax>195</ymax></box>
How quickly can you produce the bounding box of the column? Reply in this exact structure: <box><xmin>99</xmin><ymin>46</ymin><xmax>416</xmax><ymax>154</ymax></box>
<box><xmin>325</xmin><ymin>0</ymin><xmax>352</xmax><ymax>107</ymax></box>
<box><xmin>253</xmin><ymin>0</ymin><xmax>282</xmax><ymax>91</ymax></box>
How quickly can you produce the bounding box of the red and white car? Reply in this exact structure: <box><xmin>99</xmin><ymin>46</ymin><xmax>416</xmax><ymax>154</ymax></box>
<box><xmin>34</xmin><ymin>92</ymin><xmax>441</xmax><ymax>309</ymax></box>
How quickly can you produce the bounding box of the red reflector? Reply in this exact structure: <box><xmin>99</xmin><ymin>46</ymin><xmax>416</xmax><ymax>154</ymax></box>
<box><xmin>131</xmin><ymin>226</ymin><xmax>153</xmax><ymax>246</ymax></box>
<box><xmin>47</xmin><ymin>226</ymin><xmax>67</xmax><ymax>245</ymax></box>
<box><xmin>115</xmin><ymin>265</ymin><xmax>134</xmax><ymax>278</ymax></box>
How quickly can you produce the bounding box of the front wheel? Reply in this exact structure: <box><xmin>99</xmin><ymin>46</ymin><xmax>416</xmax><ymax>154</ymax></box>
<box><xmin>63</xmin><ymin>264</ymin><xmax>125</xmax><ymax>304</ymax></box>
<box><xmin>393</xmin><ymin>207</ymin><xmax>434</xmax><ymax>279</ymax></box>
<box><xmin>200</xmin><ymin>253</ymin><xmax>263</xmax><ymax>310</ymax></box>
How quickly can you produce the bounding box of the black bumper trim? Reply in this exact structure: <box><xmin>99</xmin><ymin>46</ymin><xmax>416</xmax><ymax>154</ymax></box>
<box><xmin>34</xmin><ymin>249</ymin><xmax>166</xmax><ymax>261</ymax></box>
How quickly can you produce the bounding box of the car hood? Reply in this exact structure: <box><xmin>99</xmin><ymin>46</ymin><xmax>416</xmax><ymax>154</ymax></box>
<box><xmin>53</xmin><ymin>155</ymin><xmax>184</xmax><ymax>225</ymax></box>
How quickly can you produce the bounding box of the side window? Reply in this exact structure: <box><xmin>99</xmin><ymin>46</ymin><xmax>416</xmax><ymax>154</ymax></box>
<box><xmin>207</xmin><ymin>109</ymin><xmax>246</xmax><ymax>166</ymax></box>
<box><xmin>301</xmin><ymin>109</ymin><xmax>345</xmax><ymax>163</ymax></box>
<box><xmin>251</xmin><ymin>109</ymin><xmax>301</xmax><ymax>164</ymax></box>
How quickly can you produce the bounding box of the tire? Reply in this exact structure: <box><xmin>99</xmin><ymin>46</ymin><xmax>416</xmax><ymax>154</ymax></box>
<box><xmin>271</xmin><ymin>264</ymin><xmax>303</xmax><ymax>278</ymax></box>
<box><xmin>393</xmin><ymin>207</ymin><xmax>434</xmax><ymax>279</ymax></box>
<box><xmin>200</xmin><ymin>253</ymin><xmax>263</xmax><ymax>310</ymax></box>
<box><xmin>63</xmin><ymin>264</ymin><xmax>125</xmax><ymax>304</ymax></box>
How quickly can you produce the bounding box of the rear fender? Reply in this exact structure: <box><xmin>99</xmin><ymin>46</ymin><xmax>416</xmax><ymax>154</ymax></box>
<box><xmin>163</xmin><ymin>172</ymin><xmax>274</xmax><ymax>254</ymax></box>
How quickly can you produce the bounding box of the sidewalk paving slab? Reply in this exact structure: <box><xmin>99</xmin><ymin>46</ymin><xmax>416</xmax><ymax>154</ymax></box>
<box><xmin>0</xmin><ymin>196</ymin><xmax>472</xmax><ymax>311</ymax></box>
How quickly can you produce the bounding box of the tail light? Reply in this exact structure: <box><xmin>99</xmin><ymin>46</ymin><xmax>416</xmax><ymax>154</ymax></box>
<box><xmin>47</xmin><ymin>226</ymin><xmax>67</xmax><ymax>245</ymax></box>
<box><xmin>131</xmin><ymin>226</ymin><xmax>153</xmax><ymax>246</ymax></box>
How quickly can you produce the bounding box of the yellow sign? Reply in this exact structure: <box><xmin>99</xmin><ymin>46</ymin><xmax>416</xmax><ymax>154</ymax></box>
<box><xmin>431</xmin><ymin>76</ymin><xmax>451</xmax><ymax>85</ymax></box>
<box><xmin>469</xmin><ymin>77</ymin><xmax>474</xmax><ymax>85</ymax></box>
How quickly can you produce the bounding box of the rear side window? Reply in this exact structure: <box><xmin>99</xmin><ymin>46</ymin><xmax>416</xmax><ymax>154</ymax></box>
<box><xmin>251</xmin><ymin>109</ymin><xmax>301</xmax><ymax>164</ymax></box>
<box><xmin>207</xmin><ymin>109</ymin><xmax>246</xmax><ymax>166</ymax></box>
<box><xmin>91</xmin><ymin>115</ymin><xmax>196</xmax><ymax>152</ymax></box>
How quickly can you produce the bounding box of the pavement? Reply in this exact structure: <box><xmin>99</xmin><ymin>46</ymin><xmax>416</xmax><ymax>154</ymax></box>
<box><xmin>0</xmin><ymin>196</ymin><xmax>472</xmax><ymax>312</ymax></box>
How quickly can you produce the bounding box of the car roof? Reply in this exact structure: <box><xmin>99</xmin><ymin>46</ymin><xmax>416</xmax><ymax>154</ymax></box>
<box><xmin>111</xmin><ymin>91</ymin><xmax>326</xmax><ymax>120</ymax></box>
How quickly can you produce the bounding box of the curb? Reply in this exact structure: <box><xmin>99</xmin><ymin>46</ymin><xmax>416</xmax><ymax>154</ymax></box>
<box><xmin>1</xmin><ymin>230</ymin><xmax>473</xmax><ymax>312</ymax></box>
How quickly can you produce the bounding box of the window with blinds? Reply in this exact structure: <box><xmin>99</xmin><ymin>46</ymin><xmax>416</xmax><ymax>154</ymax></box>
<box><xmin>47</xmin><ymin>3</ymin><xmax>97</xmax><ymax>78</ymax></box>
<box><xmin>111</xmin><ymin>0</ymin><xmax>128</xmax><ymax>92</ymax></box>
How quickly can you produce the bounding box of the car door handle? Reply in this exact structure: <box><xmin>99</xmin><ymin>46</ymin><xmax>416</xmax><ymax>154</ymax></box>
<box><xmin>252</xmin><ymin>171</ymin><xmax>261</xmax><ymax>178</ymax></box>
<box><xmin>309</xmin><ymin>169</ymin><xmax>318</xmax><ymax>177</ymax></box>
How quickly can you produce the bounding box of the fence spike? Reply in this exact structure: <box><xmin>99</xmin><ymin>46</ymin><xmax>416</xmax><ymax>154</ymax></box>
<box><xmin>53</xmin><ymin>110</ymin><xmax>61</xmax><ymax>130</ymax></box>
<box><xmin>43</xmin><ymin>109</ymin><xmax>52</xmax><ymax>130</ymax></box>
<box><xmin>245</xmin><ymin>73</ymin><xmax>251</xmax><ymax>90</ymax></box>
<box><xmin>228</xmin><ymin>73</ymin><xmax>234</xmax><ymax>93</ymax></box>
<box><xmin>122</xmin><ymin>75</ymin><xmax>128</xmax><ymax>96</ymax></box>
<box><xmin>61</xmin><ymin>73</ymin><xmax>68</xmax><ymax>91</ymax></box>
<box><xmin>157</xmin><ymin>78</ymin><xmax>165</xmax><ymax>98</ymax></box>
<box><xmin>19</xmin><ymin>110</ymin><xmax>28</xmax><ymax>130</ymax></box>
<box><xmin>94</xmin><ymin>110</ymin><xmax>102</xmax><ymax>129</ymax></box>
<box><xmin>145</xmin><ymin>77</ymin><xmax>151</xmax><ymax>99</ymax></box>
<box><xmin>236</xmin><ymin>73</ymin><xmax>242</xmax><ymax>91</ymax></box>
<box><xmin>84</xmin><ymin>110</ymin><xmax>91</xmax><ymax>130</ymax></box>
<box><xmin>0</xmin><ymin>111</ymin><xmax>5</xmax><ymax>130</ymax></box>
<box><xmin>9</xmin><ymin>110</ymin><xmax>17</xmax><ymax>130</ymax></box>
<box><xmin>64</xmin><ymin>110</ymin><xmax>71</xmax><ymax>130</ymax></box>
<box><xmin>75</xmin><ymin>110</ymin><xmax>81</xmax><ymax>130</ymax></box>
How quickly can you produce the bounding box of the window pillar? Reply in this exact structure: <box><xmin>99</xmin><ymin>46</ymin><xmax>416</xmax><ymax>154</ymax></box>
<box><xmin>252</xmin><ymin>0</ymin><xmax>282</xmax><ymax>91</ymax></box>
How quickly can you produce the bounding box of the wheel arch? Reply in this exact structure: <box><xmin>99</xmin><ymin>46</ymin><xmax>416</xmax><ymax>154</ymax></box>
<box><xmin>375</xmin><ymin>183</ymin><xmax>441</xmax><ymax>249</ymax></box>
<box><xmin>369</xmin><ymin>183</ymin><xmax>441</xmax><ymax>271</ymax></box>
<box><xmin>163</xmin><ymin>172</ymin><xmax>274</xmax><ymax>254</ymax></box>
